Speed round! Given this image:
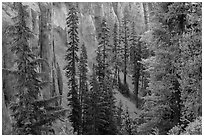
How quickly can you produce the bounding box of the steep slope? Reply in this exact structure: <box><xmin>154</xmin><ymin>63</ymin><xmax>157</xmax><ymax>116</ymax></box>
<box><xmin>2</xmin><ymin>2</ymin><xmax>145</xmax><ymax>133</ymax></box>
<box><xmin>114</xmin><ymin>89</ymin><xmax>137</xmax><ymax>118</ymax></box>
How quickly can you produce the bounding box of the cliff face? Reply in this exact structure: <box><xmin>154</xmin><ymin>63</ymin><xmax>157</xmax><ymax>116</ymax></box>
<box><xmin>2</xmin><ymin>2</ymin><xmax>144</xmax><ymax>133</ymax></box>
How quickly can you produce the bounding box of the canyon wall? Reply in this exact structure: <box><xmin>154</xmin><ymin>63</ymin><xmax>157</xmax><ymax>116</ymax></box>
<box><xmin>2</xmin><ymin>2</ymin><xmax>145</xmax><ymax>133</ymax></box>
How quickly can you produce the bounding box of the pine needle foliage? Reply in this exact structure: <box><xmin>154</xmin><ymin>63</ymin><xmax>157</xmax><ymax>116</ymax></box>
<box><xmin>112</xmin><ymin>23</ymin><xmax>121</xmax><ymax>86</ymax></box>
<box><xmin>95</xmin><ymin>48</ymin><xmax>117</xmax><ymax>134</ymax></box>
<box><xmin>97</xmin><ymin>18</ymin><xmax>111</xmax><ymax>79</ymax></box>
<box><xmin>83</xmin><ymin>67</ymin><xmax>101</xmax><ymax>134</ymax></box>
<box><xmin>78</xmin><ymin>43</ymin><xmax>88</xmax><ymax>134</ymax></box>
<box><xmin>84</xmin><ymin>65</ymin><xmax>117</xmax><ymax>135</ymax></box>
<box><xmin>64</xmin><ymin>5</ymin><xmax>81</xmax><ymax>134</ymax></box>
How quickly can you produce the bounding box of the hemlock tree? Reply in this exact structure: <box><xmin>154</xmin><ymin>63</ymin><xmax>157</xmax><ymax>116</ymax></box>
<box><xmin>64</xmin><ymin>5</ymin><xmax>81</xmax><ymax>134</ymax></box>
<box><xmin>78</xmin><ymin>43</ymin><xmax>88</xmax><ymax>134</ymax></box>
<box><xmin>6</xmin><ymin>3</ymin><xmax>66</xmax><ymax>135</ymax></box>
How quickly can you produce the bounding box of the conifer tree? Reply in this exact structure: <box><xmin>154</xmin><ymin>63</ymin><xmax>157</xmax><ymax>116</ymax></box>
<box><xmin>102</xmin><ymin>74</ymin><xmax>117</xmax><ymax>134</ymax></box>
<box><xmin>130</xmin><ymin>21</ymin><xmax>141</xmax><ymax>108</ymax></box>
<box><xmin>90</xmin><ymin>65</ymin><xmax>104</xmax><ymax>134</ymax></box>
<box><xmin>83</xmin><ymin>65</ymin><xmax>103</xmax><ymax>134</ymax></box>
<box><xmin>116</xmin><ymin>100</ymin><xmax>124</xmax><ymax>134</ymax></box>
<box><xmin>137</xmin><ymin>2</ymin><xmax>197</xmax><ymax>134</ymax></box>
<box><xmin>90</xmin><ymin>64</ymin><xmax>117</xmax><ymax>135</ymax></box>
<box><xmin>123</xmin><ymin>105</ymin><xmax>133</xmax><ymax>135</ymax></box>
<box><xmin>116</xmin><ymin>22</ymin><xmax>124</xmax><ymax>86</ymax></box>
<box><xmin>94</xmin><ymin>49</ymin><xmax>110</xmax><ymax>134</ymax></box>
<box><xmin>93</xmin><ymin>48</ymin><xmax>117</xmax><ymax>134</ymax></box>
<box><xmin>120</xmin><ymin>6</ymin><xmax>130</xmax><ymax>95</ymax></box>
<box><xmin>6</xmin><ymin>3</ymin><xmax>66</xmax><ymax>135</ymax></box>
<box><xmin>95</xmin><ymin>48</ymin><xmax>104</xmax><ymax>83</ymax></box>
<box><xmin>121</xmin><ymin>6</ymin><xmax>130</xmax><ymax>87</ymax></box>
<box><xmin>112</xmin><ymin>23</ymin><xmax>120</xmax><ymax>86</ymax></box>
<box><xmin>97</xmin><ymin>18</ymin><xmax>111</xmax><ymax>79</ymax></box>
<box><xmin>96</xmin><ymin>18</ymin><xmax>118</xmax><ymax>135</ymax></box>
<box><xmin>81</xmin><ymin>91</ymin><xmax>91</xmax><ymax>134</ymax></box>
<box><xmin>78</xmin><ymin>43</ymin><xmax>88</xmax><ymax>134</ymax></box>
<box><xmin>64</xmin><ymin>5</ymin><xmax>80</xmax><ymax>134</ymax></box>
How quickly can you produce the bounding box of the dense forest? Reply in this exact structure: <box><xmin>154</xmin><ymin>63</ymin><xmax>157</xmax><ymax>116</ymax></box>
<box><xmin>2</xmin><ymin>2</ymin><xmax>202</xmax><ymax>135</ymax></box>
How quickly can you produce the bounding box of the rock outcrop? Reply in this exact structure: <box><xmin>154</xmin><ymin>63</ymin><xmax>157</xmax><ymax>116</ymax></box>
<box><xmin>2</xmin><ymin>2</ymin><xmax>145</xmax><ymax>134</ymax></box>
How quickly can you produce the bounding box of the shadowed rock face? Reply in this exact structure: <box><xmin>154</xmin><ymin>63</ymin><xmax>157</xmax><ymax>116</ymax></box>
<box><xmin>2</xmin><ymin>3</ymin><xmax>144</xmax><ymax>132</ymax></box>
<box><xmin>2</xmin><ymin>2</ymin><xmax>115</xmax><ymax>103</ymax></box>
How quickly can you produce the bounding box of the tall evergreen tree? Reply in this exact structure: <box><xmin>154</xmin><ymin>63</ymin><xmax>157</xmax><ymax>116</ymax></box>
<box><xmin>6</xmin><ymin>3</ymin><xmax>66</xmax><ymax>135</ymax></box>
<box><xmin>81</xmin><ymin>87</ymin><xmax>92</xmax><ymax>134</ymax></box>
<box><xmin>130</xmin><ymin>21</ymin><xmax>141</xmax><ymax>108</ymax></box>
<box><xmin>97</xmin><ymin>18</ymin><xmax>111</xmax><ymax>79</ymax></box>
<box><xmin>102</xmin><ymin>74</ymin><xmax>117</xmax><ymax>134</ymax></box>
<box><xmin>112</xmin><ymin>23</ymin><xmax>120</xmax><ymax>86</ymax></box>
<box><xmin>123</xmin><ymin>105</ymin><xmax>134</xmax><ymax>135</ymax></box>
<box><xmin>121</xmin><ymin>6</ymin><xmax>130</xmax><ymax>94</ymax></box>
<box><xmin>95</xmin><ymin>48</ymin><xmax>104</xmax><ymax>83</ymax></box>
<box><xmin>93</xmin><ymin>48</ymin><xmax>117</xmax><ymax>134</ymax></box>
<box><xmin>78</xmin><ymin>43</ymin><xmax>88</xmax><ymax>134</ymax></box>
<box><xmin>116</xmin><ymin>100</ymin><xmax>124</xmax><ymax>134</ymax></box>
<box><xmin>64</xmin><ymin>5</ymin><xmax>80</xmax><ymax>134</ymax></box>
<box><xmin>83</xmin><ymin>65</ymin><xmax>104</xmax><ymax>134</ymax></box>
<box><xmin>117</xmin><ymin>22</ymin><xmax>124</xmax><ymax>86</ymax></box>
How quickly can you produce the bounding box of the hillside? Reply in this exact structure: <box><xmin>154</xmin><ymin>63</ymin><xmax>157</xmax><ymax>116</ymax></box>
<box><xmin>2</xmin><ymin>2</ymin><xmax>143</xmax><ymax>134</ymax></box>
<box><xmin>2</xmin><ymin>2</ymin><xmax>202</xmax><ymax>135</ymax></box>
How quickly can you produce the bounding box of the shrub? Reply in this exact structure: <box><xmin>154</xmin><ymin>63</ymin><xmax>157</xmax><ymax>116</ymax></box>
<box><xmin>182</xmin><ymin>117</ymin><xmax>202</xmax><ymax>135</ymax></box>
<box><xmin>168</xmin><ymin>117</ymin><xmax>202</xmax><ymax>135</ymax></box>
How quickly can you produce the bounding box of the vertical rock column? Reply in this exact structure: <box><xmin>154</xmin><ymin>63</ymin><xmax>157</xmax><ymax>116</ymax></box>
<box><xmin>2</xmin><ymin>3</ymin><xmax>18</xmax><ymax>105</ymax></box>
<box><xmin>38</xmin><ymin>3</ymin><xmax>52</xmax><ymax>99</ymax></box>
<box><xmin>38</xmin><ymin>2</ymin><xmax>63</xmax><ymax>102</ymax></box>
<box><xmin>50</xmin><ymin>2</ymin><xmax>62</xmax><ymax>104</ymax></box>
